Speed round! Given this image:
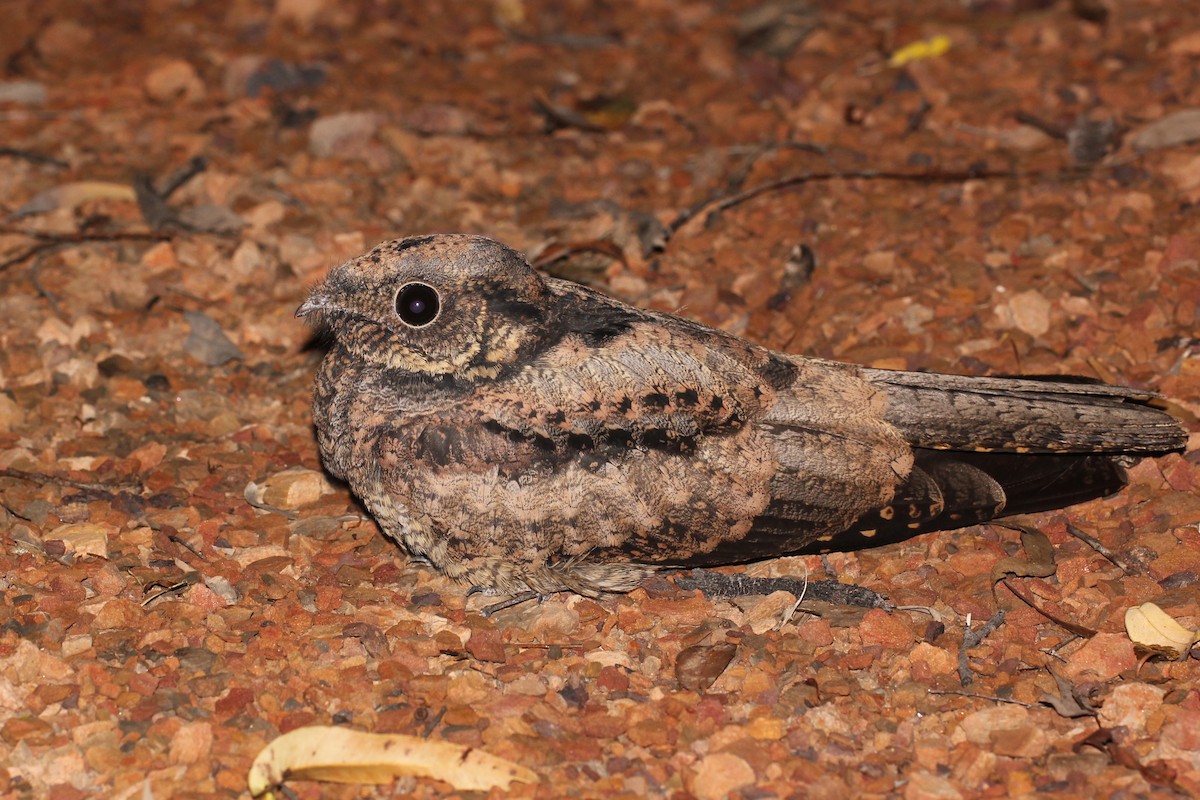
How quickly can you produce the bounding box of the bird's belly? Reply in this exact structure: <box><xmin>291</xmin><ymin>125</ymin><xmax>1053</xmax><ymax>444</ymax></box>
<box><xmin>397</xmin><ymin>426</ymin><xmax>833</xmax><ymax>568</ymax></box>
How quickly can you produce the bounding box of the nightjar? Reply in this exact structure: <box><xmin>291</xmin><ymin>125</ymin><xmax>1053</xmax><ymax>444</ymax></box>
<box><xmin>297</xmin><ymin>234</ymin><xmax>1186</xmax><ymax>596</ymax></box>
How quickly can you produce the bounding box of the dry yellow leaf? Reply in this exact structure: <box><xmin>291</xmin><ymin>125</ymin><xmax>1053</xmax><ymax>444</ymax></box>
<box><xmin>15</xmin><ymin>181</ymin><xmax>137</xmax><ymax>217</ymax></box>
<box><xmin>247</xmin><ymin>725</ymin><xmax>537</xmax><ymax>798</ymax></box>
<box><xmin>1124</xmin><ymin>602</ymin><xmax>1199</xmax><ymax>660</ymax></box>
<box><xmin>889</xmin><ymin>35</ymin><xmax>951</xmax><ymax>68</ymax></box>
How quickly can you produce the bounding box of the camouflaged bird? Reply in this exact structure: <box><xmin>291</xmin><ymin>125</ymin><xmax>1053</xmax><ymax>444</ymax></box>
<box><xmin>297</xmin><ymin>234</ymin><xmax>1187</xmax><ymax>597</ymax></box>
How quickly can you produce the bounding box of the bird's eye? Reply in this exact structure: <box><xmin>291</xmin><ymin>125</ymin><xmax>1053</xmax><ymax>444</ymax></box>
<box><xmin>394</xmin><ymin>282</ymin><xmax>441</xmax><ymax>327</ymax></box>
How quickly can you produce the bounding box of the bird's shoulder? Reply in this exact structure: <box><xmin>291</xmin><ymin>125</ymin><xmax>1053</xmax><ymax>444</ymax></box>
<box><xmin>474</xmin><ymin>279</ymin><xmax>804</xmax><ymax>448</ymax></box>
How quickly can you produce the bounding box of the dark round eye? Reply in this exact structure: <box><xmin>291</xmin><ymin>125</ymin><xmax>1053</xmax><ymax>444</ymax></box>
<box><xmin>395</xmin><ymin>282</ymin><xmax>440</xmax><ymax>327</ymax></box>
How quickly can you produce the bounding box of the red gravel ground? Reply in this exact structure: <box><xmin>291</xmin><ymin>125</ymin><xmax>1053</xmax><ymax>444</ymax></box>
<box><xmin>1</xmin><ymin>1</ymin><xmax>1199</xmax><ymax>798</ymax></box>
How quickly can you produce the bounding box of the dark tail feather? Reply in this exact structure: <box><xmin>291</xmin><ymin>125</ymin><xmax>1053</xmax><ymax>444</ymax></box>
<box><xmin>864</xmin><ymin>369</ymin><xmax>1187</xmax><ymax>454</ymax></box>
<box><xmin>801</xmin><ymin>450</ymin><xmax>1131</xmax><ymax>554</ymax></box>
<box><xmin>940</xmin><ymin>450</ymin><xmax>1128</xmax><ymax>518</ymax></box>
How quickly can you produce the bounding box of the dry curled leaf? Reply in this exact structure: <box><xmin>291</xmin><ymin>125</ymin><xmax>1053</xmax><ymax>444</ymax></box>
<box><xmin>1038</xmin><ymin>668</ymin><xmax>1097</xmax><ymax>718</ymax></box>
<box><xmin>11</xmin><ymin>180</ymin><xmax>137</xmax><ymax>218</ymax></box>
<box><xmin>1129</xmin><ymin>109</ymin><xmax>1200</xmax><ymax>153</ymax></box>
<box><xmin>991</xmin><ymin>525</ymin><xmax>1057</xmax><ymax>585</ymax></box>
<box><xmin>247</xmin><ymin>725</ymin><xmax>538</xmax><ymax>797</ymax></box>
<box><xmin>1124</xmin><ymin>602</ymin><xmax>1199</xmax><ymax>660</ymax></box>
<box><xmin>676</xmin><ymin>642</ymin><xmax>738</xmax><ymax>691</ymax></box>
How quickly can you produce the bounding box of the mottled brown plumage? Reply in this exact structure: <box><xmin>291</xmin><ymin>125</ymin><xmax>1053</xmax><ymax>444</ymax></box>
<box><xmin>297</xmin><ymin>234</ymin><xmax>1186</xmax><ymax>596</ymax></box>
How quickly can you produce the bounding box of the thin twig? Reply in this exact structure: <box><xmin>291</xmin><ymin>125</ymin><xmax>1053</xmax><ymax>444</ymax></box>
<box><xmin>29</xmin><ymin>249</ymin><xmax>64</xmax><ymax>316</ymax></box>
<box><xmin>0</xmin><ymin>466</ymin><xmax>142</xmax><ymax>492</ymax></box>
<box><xmin>141</xmin><ymin>574</ymin><xmax>200</xmax><ymax>607</ymax></box>
<box><xmin>0</xmin><ymin>240</ymin><xmax>59</xmax><ymax>272</ymax></box>
<box><xmin>1064</xmin><ymin>522</ymin><xmax>1139</xmax><ymax>574</ymax></box>
<box><xmin>721</xmin><ymin>140</ymin><xmax>828</xmax><ymax>191</ymax></box>
<box><xmin>0</xmin><ymin>229</ymin><xmax>171</xmax><ymax>272</ymax></box>
<box><xmin>0</xmin><ymin>226</ymin><xmax>171</xmax><ymax>242</ymax></box>
<box><xmin>419</xmin><ymin>706</ymin><xmax>447</xmax><ymax>738</ymax></box>
<box><xmin>166</xmin><ymin>531</ymin><xmax>204</xmax><ymax>558</ymax></box>
<box><xmin>930</xmin><ymin>689</ymin><xmax>1039</xmax><ymax>708</ymax></box>
<box><xmin>157</xmin><ymin>156</ymin><xmax>207</xmax><ymax>200</ymax></box>
<box><xmin>999</xmin><ymin>579</ymin><xmax>1097</xmax><ymax>638</ymax></box>
<box><xmin>0</xmin><ymin>147</ymin><xmax>68</xmax><ymax>168</ymax></box>
<box><xmin>510</xmin><ymin>641</ymin><xmax>588</xmax><ymax>650</ymax></box>
<box><xmin>958</xmin><ymin>608</ymin><xmax>1007</xmax><ymax>686</ymax></box>
<box><xmin>664</xmin><ymin>167</ymin><xmax>1021</xmax><ymax>245</ymax></box>
<box><xmin>1012</xmin><ymin>111</ymin><xmax>1068</xmax><ymax>141</ymax></box>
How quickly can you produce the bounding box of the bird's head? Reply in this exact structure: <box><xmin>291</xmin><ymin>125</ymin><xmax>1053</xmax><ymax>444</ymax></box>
<box><xmin>297</xmin><ymin>234</ymin><xmax>551</xmax><ymax>380</ymax></box>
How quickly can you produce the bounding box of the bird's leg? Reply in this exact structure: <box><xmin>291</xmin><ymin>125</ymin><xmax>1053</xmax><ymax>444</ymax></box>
<box><xmin>673</xmin><ymin>569</ymin><xmax>893</xmax><ymax>610</ymax></box>
<box><xmin>468</xmin><ymin>589</ymin><xmax>550</xmax><ymax>617</ymax></box>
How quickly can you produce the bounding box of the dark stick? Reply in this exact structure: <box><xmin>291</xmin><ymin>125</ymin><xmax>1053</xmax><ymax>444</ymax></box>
<box><xmin>665</xmin><ymin>167</ymin><xmax>1020</xmax><ymax>244</ymax></box>
<box><xmin>1064</xmin><ymin>522</ymin><xmax>1139</xmax><ymax>574</ymax></box>
<box><xmin>958</xmin><ymin>608</ymin><xmax>1007</xmax><ymax>686</ymax></box>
